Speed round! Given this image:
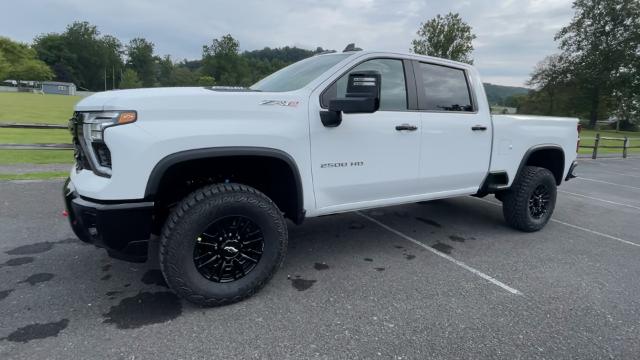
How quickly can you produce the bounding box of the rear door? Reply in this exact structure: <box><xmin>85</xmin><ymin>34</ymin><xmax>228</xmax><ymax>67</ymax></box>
<box><xmin>309</xmin><ymin>58</ymin><xmax>421</xmax><ymax>211</ymax></box>
<box><xmin>414</xmin><ymin>61</ymin><xmax>492</xmax><ymax>194</ymax></box>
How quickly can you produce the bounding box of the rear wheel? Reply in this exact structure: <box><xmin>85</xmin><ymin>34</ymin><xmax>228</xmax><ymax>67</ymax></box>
<box><xmin>159</xmin><ymin>183</ymin><xmax>287</xmax><ymax>306</ymax></box>
<box><xmin>502</xmin><ymin>166</ymin><xmax>557</xmax><ymax>232</ymax></box>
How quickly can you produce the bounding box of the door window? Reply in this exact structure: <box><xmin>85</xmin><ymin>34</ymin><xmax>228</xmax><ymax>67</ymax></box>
<box><xmin>322</xmin><ymin>59</ymin><xmax>408</xmax><ymax>111</ymax></box>
<box><xmin>418</xmin><ymin>63</ymin><xmax>473</xmax><ymax>112</ymax></box>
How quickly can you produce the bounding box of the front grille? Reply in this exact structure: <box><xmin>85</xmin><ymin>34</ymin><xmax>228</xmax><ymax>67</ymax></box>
<box><xmin>70</xmin><ymin>113</ymin><xmax>92</xmax><ymax>172</ymax></box>
<box><xmin>70</xmin><ymin>112</ymin><xmax>112</xmax><ymax>176</ymax></box>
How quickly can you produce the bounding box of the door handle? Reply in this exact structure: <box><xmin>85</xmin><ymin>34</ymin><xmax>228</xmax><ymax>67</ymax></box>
<box><xmin>471</xmin><ymin>125</ymin><xmax>487</xmax><ymax>131</ymax></box>
<box><xmin>395</xmin><ymin>124</ymin><xmax>418</xmax><ymax>131</ymax></box>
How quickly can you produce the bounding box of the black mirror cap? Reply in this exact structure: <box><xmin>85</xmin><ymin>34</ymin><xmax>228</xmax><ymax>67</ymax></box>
<box><xmin>329</xmin><ymin>97</ymin><xmax>379</xmax><ymax>114</ymax></box>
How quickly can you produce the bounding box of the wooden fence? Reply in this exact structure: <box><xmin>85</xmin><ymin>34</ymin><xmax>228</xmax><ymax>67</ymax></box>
<box><xmin>0</xmin><ymin>123</ymin><xmax>73</xmax><ymax>150</ymax></box>
<box><xmin>1</xmin><ymin>123</ymin><xmax>639</xmax><ymax>160</ymax></box>
<box><xmin>579</xmin><ymin>133</ymin><xmax>640</xmax><ymax>159</ymax></box>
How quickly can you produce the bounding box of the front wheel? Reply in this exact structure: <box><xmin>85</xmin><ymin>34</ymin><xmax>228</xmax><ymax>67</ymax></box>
<box><xmin>159</xmin><ymin>183</ymin><xmax>287</xmax><ymax>306</ymax></box>
<box><xmin>502</xmin><ymin>166</ymin><xmax>557</xmax><ymax>232</ymax></box>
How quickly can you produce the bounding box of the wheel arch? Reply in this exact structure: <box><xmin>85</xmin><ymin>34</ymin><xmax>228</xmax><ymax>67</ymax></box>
<box><xmin>515</xmin><ymin>144</ymin><xmax>565</xmax><ymax>186</ymax></box>
<box><xmin>145</xmin><ymin>147</ymin><xmax>305</xmax><ymax>224</ymax></box>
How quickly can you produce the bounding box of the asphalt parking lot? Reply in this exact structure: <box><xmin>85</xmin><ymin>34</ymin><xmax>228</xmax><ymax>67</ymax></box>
<box><xmin>1</xmin><ymin>157</ymin><xmax>639</xmax><ymax>359</ymax></box>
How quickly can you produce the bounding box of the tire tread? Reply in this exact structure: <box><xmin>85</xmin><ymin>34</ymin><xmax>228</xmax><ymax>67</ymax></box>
<box><xmin>159</xmin><ymin>183</ymin><xmax>287</xmax><ymax>306</ymax></box>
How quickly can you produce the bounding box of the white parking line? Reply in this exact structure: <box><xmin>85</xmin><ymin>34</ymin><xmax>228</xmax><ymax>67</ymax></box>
<box><xmin>356</xmin><ymin>211</ymin><xmax>523</xmax><ymax>296</ymax></box>
<box><xmin>551</xmin><ymin>219</ymin><xmax>640</xmax><ymax>248</ymax></box>
<box><xmin>576</xmin><ymin>177</ymin><xmax>640</xmax><ymax>191</ymax></box>
<box><xmin>473</xmin><ymin>197</ymin><xmax>640</xmax><ymax>248</ymax></box>
<box><xmin>558</xmin><ymin>190</ymin><xmax>640</xmax><ymax>211</ymax></box>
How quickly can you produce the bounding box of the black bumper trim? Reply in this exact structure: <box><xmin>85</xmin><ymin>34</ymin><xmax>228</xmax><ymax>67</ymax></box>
<box><xmin>565</xmin><ymin>160</ymin><xmax>578</xmax><ymax>181</ymax></box>
<box><xmin>63</xmin><ymin>178</ymin><xmax>154</xmax><ymax>262</ymax></box>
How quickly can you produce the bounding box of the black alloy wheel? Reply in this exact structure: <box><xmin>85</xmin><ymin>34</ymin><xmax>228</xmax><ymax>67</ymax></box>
<box><xmin>528</xmin><ymin>184</ymin><xmax>551</xmax><ymax>219</ymax></box>
<box><xmin>194</xmin><ymin>215</ymin><xmax>265</xmax><ymax>283</ymax></box>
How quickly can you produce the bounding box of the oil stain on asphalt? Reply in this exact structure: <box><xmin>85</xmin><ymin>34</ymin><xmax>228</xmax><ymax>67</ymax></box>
<box><xmin>289</xmin><ymin>275</ymin><xmax>316</xmax><ymax>291</ymax></box>
<box><xmin>141</xmin><ymin>269</ymin><xmax>169</xmax><ymax>288</ymax></box>
<box><xmin>374</xmin><ymin>267</ymin><xmax>385</xmax><ymax>272</ymax></box>
<box><xmin>0</xmin><ymin>289</ymin><xmax>14</xmax><ymax>301</ymax></box>
<box><xmin>415</xmin><ymin>217</ymin><xmax>442</xmax><ymax>228</ymax></box>
<box><xmin>449</xmin><ymin>235</ymin><xmax>466</xmax><ymax>242</ymax></box>
<box><xmin>2</xmin><ymin>257</ymin><xmax>35</xmax><ymax>267</ymax></box>
<box><xmin>5</xmin><ymin>242</ymin><xmax>54</xmax><ymax>255</ymax></box>
<box><xmin>20</xmin><ymin>273</ymin><xmax>54</xmax><ymax>286</ymax></box>
<box><xmin>313</xmin><ymin>262</ymin><xmax>329</xmax><ymax>271</ymax></box>
<box><xmin>103</xmin><ymin>292</ymin><xmax>182</xmax><ymax>329</ymax></box>
<box><xmin>106</xmin><ymin>290</ymin><xmax>123</xmax><ymax>300</ymax></box>
<box><xmin>431</xmin><ymin>242</ymin><xmax>453</xmax><ymax>254</ymax></box>
<box><xmin>2</xmin><ymin>319</ymin><xmax>69</xmax><ymax>343</ymax></box>
<box><xmin>348</xmin><ymin>221</ymin><xmax>365</xmax><ymax>230</ymax></box>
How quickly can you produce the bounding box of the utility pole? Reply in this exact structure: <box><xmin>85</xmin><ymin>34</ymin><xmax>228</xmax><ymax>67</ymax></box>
<box><xmin>112</xmin><ymin>66</ymin><xmax>115</xmax><ymax>90</ymax></box>
<box><xmin>104</xmin><ymin>68</ymin><xmax>107</xmax><ymax>91</ymax></box>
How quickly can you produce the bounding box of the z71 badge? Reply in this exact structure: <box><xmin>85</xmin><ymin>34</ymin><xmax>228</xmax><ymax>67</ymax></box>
<box><xmin>259</xmin><ymin>100</ymin><xmax>300</xmax><ymax>107</ymax></box>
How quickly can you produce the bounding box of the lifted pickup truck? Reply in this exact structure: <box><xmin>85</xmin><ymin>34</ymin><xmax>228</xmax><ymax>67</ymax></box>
<box><xmin>64</xmin><ymin>50</ymin><xmax>579</xmax><ymax>306</ymax></box>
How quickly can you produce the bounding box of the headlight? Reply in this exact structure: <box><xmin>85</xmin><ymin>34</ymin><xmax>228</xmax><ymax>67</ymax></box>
<box><xmin>82</xmin><ymin>111</ymin><xmax>137</xmax><ymax>141</ymax></box>
<box><xmin>72</xmin><ymin>110</ymin><xmax>136</xmax><ymax>177</ymax></box>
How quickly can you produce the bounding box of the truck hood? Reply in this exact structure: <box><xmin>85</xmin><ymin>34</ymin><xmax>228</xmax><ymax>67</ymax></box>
<box><xmin>74</xmin><ymin>87</ymin><xmax>305</xmax><ymax>122</ymax></box>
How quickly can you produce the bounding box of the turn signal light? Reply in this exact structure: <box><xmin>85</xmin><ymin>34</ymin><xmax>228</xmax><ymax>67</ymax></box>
<box><xmin>117</xmin><ymin>111</ymin><xmax>137</xmax><ymax>124</ymax></box>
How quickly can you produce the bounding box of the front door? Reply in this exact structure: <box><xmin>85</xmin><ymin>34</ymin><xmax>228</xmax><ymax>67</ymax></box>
<box><xmin>309</xmin><ymin>58</ymin><xmax>421</xmax><ymax>211</ymax></box>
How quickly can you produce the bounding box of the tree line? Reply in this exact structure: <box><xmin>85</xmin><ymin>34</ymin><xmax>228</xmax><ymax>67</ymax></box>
<box><xmin>0</xmin><ymin>22</ymin><xmax>330</xmax><ymax>91</ymax></box>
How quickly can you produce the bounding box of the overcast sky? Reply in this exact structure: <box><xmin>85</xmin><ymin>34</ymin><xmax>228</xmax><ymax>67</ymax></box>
<box><xmin>4</xmin><ymin>0</ymin><xmax>575</xmax><ymax>87</ymax></box>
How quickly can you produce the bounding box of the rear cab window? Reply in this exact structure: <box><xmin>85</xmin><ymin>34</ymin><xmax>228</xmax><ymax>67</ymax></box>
<box><xmin>417</xmin><ymin>62</ymin><xmax>474</xmax><ymax>112</ymax></box>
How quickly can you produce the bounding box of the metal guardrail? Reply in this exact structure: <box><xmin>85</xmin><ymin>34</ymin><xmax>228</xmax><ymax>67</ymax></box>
<box><xmin>579</xmin><ymin>133</ymin><xmax>640</xmax><ymax>159</ymax></box>
<box><xmin>0</xmin><ymin>122</ymin><xmax>72</xmax><ymax>150</ymax></box>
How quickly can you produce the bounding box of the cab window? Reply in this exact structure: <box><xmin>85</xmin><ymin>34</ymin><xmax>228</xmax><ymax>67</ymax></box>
<box><xmin>322</xmin><ymin>59</ymin><xmax>408</xmax><ymax>111</ymax></box>
<box><xmin>418</xmin><ymin>63</ymin><xmax>473</xmax><ymax>112</ymax></box>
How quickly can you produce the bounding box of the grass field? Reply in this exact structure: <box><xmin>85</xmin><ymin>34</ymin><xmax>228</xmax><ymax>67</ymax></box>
<box><xmin>0</xmin><ymin>92</ymin><xmax>81</xmax><ymax>125</ymax></box>
<box><xmin>0</xmin><ymin>171</ymin><xmax>68</xmax><ymax>181</ymax></box>
<box><xmin>0</xmin><ymin>93</ymin><xmax>77</xmax><ymax>167</ymax></box>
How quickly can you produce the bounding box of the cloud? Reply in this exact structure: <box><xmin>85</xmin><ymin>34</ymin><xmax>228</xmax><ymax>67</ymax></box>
<box><xmin>3</xmin><ymin>0</ymin><xmax>574</xmax><ymax>86</ymax></box>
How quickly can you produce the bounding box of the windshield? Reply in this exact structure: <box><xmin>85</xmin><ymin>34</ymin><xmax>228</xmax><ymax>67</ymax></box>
<box><xmin>251</xmin><ymin>53</ymin><xmax>353</xmax><ymax>92</ymax></box>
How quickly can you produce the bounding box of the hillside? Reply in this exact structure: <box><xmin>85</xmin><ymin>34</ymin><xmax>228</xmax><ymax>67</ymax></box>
<box><xmin>483</xmin><ymin>83</ymin><xmax>530</xmax><ymax>106</ymax></box>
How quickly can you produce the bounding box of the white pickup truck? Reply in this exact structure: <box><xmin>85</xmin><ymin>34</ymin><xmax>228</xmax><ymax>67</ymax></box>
<box><xmin>64</xmin><ymin>50</ymin><xmax>579</xmax><ymax>305</ymax></box>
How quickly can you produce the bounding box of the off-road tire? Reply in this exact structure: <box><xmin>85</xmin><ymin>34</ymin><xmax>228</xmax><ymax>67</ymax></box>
<box><xmin>159</xmin><ymin>183</ymin><xmax>287</xmax><ymax>306</ymax></box>
<box><xmin>502</xmin><ymin>166</ymin><xmax>557</xmax><ymax>232</ymax></box>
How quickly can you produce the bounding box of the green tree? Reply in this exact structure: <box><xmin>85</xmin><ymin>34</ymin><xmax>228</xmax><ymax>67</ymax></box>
<box><xmin>555</xmin><ymin>0</ymin><xmax>640</xmax><ymax>127</ymax></box>
<box><xmin>127</xmin><ymin>38</ymin><xmax>156</xmax><ymax>87</ymax></box>
<box><xmin>196</xmin><ymin>75</ymin><xmax>216</xmax><ymax>86</ymax></box>
<box><xmin>0</xmin><ymin>52</ymin><xmax>9</xmax><ymax>80</ymax></box>
<box><xmin>33</xmin><ymin>22</ymin><xmax>124</xmax><ymax>90</ymax></box>
<box><xmin>526</xmin><ymin>55</ymin><xmax>569</xmax><ymax>115</ymax></box>
<box><xmin>0</xmin><ymin>37</ymin><xmax>53</xmax><ymax>81</ymax></box>
<box><xmin>412</xmin><ymin>13</ymin><xmax>476</xmax><ymax>64</ymax></box>
<box><xmin>119</xmin><ymin>68</ymin><xmax>142</xmax><ymax>89</ymax></box>
<box><xmin>201</xmin><ymin>34</ymin><xmax>250</xmax><ymax>86</ymax></box>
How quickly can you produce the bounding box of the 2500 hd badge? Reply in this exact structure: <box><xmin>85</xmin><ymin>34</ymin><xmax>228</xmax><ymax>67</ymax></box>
<box><xmin>320</xmin><ymin>161</ymin><xmax>364</xmax><ymax>168</ymax></box>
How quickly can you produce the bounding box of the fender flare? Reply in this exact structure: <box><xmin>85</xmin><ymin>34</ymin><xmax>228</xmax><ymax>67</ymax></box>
<box><xmin>514</xmin><ymin>144</ymin><xmax>565</xmax><ymax>185</ymax></box>
<box><xmin>144</xmin><ymin>147</ymin><xmax>305</xmax><ymax>223</ymax></box>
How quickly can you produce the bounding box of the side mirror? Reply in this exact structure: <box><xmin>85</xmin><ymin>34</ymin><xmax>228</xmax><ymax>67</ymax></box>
<box><xmin>320</xmin><ymin>71</ymin><xmax>381</xmax><ymax>127</ymax></box>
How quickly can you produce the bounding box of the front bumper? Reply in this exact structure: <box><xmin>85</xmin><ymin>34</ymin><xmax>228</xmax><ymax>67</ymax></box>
<box><xmin>565</xmin><ymin>160</ymin><xmax>578</xmax><ymax>181</ymax></box>
<box><xmin>63</xmin><ymin>178</ymin><xmax>154</xmax><ymax>262</ymax></box>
